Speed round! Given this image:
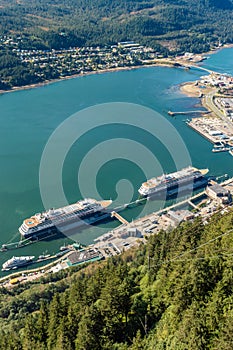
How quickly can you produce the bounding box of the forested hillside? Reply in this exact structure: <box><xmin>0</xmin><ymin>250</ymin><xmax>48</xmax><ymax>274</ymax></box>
<box><xmin>0</xmin><ymin>0</ymin><xmax>233</xmax><ymax>52</ymax></box>
<box><xmin>0</xmin><ymin>0</ymin><xmax>233</xmax><ymax>90</ymax></box>
<box><xmin>0</xmin><ymin>209</ymin><xmax>233</xmax><ymax>349</ymax></box>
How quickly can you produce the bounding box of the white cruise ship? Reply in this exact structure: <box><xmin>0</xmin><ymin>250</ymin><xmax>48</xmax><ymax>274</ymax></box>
<box><xmin>2</xmin><ymin>256</ymin><xmax>35</xmax><ymax>271</ymax></box>
<box><xmin>138</xmin><ymin>166</ymin><xmax>209</xmax><ymax>198</ymax></box>
<box><xmin>19</xmin><ymin>198</ymin><xmax>112</xmax><ymax>240</ymax></box>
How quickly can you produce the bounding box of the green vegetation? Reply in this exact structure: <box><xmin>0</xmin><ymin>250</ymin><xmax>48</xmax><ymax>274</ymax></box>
<box><xmin>0</xmin><ymin>0</ymin><xmax>233</xmax><ymax>89</ymax></box>
<box><xmin>0</xmin><ymin>0</ymin><xmax>233</xmax><ymax>50</ymax></box>
<box><xmin>0</xmin><ymin>51</ymin><xmax>43</xmax><ymax>89</ymax></box>
<box><xmin>0</xmin><ymin>209</ymin><xmax>233</xmax><ymax>349</ymax></box>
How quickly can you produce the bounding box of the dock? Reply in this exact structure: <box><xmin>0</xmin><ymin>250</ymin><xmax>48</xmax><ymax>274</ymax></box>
<box><xmin>168</xmin><ymin>110</ymin><xmax>209</xmax><ymax>116</ymax></box>
<box><xmin>0</xmin><ymin>238</ymin><xmax>33</xmax><ymax>252</ymax></box>
<box><xmin>111</xmin><ymin>211</ymin><xmax>129</xmax><ymax>225</ymax></box>
<box><xmin>187</xmin><ymin>200</ymin><xmax>199</xmax><ymax>210</ymax></box>
<box><xmin>153</xmin><ymin>191</ymin><xmax>206</xmax><ymax>216</ymax></box>
<box><xmin>0</xmin><ymin>231</ymin><xmax>58</xmax><ymax>252</ymax></box>
<box><xmin>187</xmin><ymin>117</ymin><xmax>233</xmax><ymax>146</ymax></box>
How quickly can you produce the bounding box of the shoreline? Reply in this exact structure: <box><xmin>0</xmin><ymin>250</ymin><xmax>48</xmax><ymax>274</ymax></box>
<box><xmin>179</xmin><ymin>43</ymin><xmax>233</xmax><ymax>99</ymax></box>
<box><xmin>1</xmin><ymin>43</ymin><xmax>232</xmax><ymax>96</ymax></box>
<box><xmin>203</xmin><ymin>43</ymin><xmax>233</xmax><ymax>57</ymax></box>
<box><xmin>179</xmin><ymin>82</ymin><xmax>201</xmax><ymax>98</ymax></box>
<box><xmin>0</xmin><ymin>62</ymin><xmax>175</xmax><ymax>95</ymax></box>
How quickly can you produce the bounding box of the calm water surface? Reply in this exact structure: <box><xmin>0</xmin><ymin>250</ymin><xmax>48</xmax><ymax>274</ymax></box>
<box><xmin>0</xmin><ymin>47</ymin><xmax>233</xmax><ymax>275</ymax></box>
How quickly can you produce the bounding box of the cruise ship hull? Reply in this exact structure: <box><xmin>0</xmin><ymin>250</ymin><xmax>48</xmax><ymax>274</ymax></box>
<box><xmin>22</xmin><ymin>211</ymin><xmax>111</xmax><ymax>241</ymax></box>
<box><xmin>140</xmin><ymin>178</ymin><xmax>208</xmax><ymax>199</ymax></box>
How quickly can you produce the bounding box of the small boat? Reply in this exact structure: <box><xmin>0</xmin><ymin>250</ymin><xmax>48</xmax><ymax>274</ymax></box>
<box><xmin>55</xmin><ymin>250</ymin><xmax>69</xmax><ymax>257</ymax></box>
<box><xmin>60</xmin><ymin>244</ymin><xmax>71</xmax><ymax>251</ymax></box>
<box><xmin>212</xmin><ymin>147</ymin><xmax>231</xmax><ymax>153</ymax></box>
<box><xmin>213</xmin><ymin>141</ymin><xmax>224</xmax><ymax>148</ymax></box>
<box><xmin>2</xmin><ymin>256</ymin><xmax>35</xmax><ymax>271</ymax></box>
<box><xmin>229</xmin><ymin>149</ymin><xmax>233</xmax><ymax>156</ymax></box>
<box><xmin>38</xmin><ymin>254</ymin><xmax>51</xmax><ymax>261</ymax></box>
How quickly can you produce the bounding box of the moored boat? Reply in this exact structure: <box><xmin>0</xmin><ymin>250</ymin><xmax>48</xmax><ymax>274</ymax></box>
<box><xmin>138</xmin><ymin>166</ymin><xmax>209</xmax><ymax>198</ymax></box>
<box><xmin>2</xmin><ymin>256</ymin><xmax>35</xmax><ymax>271</ymax></box>
<box><xmin>19</xmin><ymin>198</ymin><xmax>112</xmax><ymax>240</ymax></box>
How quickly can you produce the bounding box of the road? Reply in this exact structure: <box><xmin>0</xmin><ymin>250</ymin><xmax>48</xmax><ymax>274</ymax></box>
<box><xmin>205</xmin><ymin>93</ymin><xmax>233</xmax><ymax>134</ymax></box>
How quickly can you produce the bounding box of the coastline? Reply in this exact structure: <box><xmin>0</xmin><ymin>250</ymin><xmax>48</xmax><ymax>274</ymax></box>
<box><xmin>1</xmin><ymin>44</ymin><xmax>233</xmax><ymax>282</ymax></box>
<box><xmin>179</xmin><ymin>43</ymin><xmax>233</xmax><ymax>100</ymax></box>
<box><xmin>179</xmin><ymin>82</ymin><xmax>201</xmax><ymax>98</ymax></box>
<box><xmin>0</xmin><ymin>61</ymin><xmax>174</xmax><ymax>95</ymax></box>
<box><xmin>1</xmin><ymin>43</ymin><xmax>232</xmax><ymax>96</ymax></box>
<box><xmin>203</xmin><ymin>43</ymin><xmax>233</xmax><ymax>57</ymax></box>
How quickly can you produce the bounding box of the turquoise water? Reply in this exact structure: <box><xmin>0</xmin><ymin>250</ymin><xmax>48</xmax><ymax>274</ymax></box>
<box><xmin>0</xmin><ymin>47</ymin><xmax>233</xmax><ymax>275</ymax></box>
<box><xmin>203</xmin><ymin>47</ymin><xmax>233</xmax><ymax>75</ymax></box>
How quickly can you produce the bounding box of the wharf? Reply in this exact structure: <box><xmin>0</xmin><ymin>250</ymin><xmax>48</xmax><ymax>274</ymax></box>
<box><xmin>151</xmin><ymin>190</ymin><xmax>206</xmax><ymax>216</ymax></box>
<box><xmin>2</xmin><ymin>178</ymin><xmax>233</xmax><ymax>288</ymax></box>
<box><xmin>187</xmin><ymin>121</ymin><xmax>217</xmax><ymax>144</ymax></box>
<box><xmin>187</xmin><ymin>117</ymin><xmax>233</xmax><ymax>146</ymax></box>
<box><xmin>0</xmin><ymin>238</ymin><xmax>33</xmax><ymax>252</ymax></box>
<box><xmin>0</xmin><ymin>231</ymin><xmax>58</xmax><ymax>252</ymax></box>
<box><xmin>94</xmin><ymin>190</ymin><xmax>207</xmax><ymax>253</ymax></box>
<box><xmin>111</xmin><ymin>211</ymin><xmax>129</xmax><ymax>225</ymax></box>
<box><xmin>168</xmin><ymin>110</ymin><xmax>209</xmax><ymax>116</ymax></box>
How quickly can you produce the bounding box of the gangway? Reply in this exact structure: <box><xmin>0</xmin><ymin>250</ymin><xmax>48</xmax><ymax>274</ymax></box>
<box><xmin>111</xmin><ymin>211</ymin><xmax>129</xmax><ymax>225</ymax></box>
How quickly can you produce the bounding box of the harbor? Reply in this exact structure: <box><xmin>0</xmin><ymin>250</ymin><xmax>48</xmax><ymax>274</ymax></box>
<box><xmin>181</xmin><ymin>69</ymin><xmax>233</xmax><ymax>152</ymax></box>
<box><xmin>187</xmin><ymin>115</ymin><xmax>233</xmax><ymax>151</ymax></box>
<box><xmin>1</xmin><ymin>46</ymin><xmax>233</xmax><ymax>281</ymax></box>
<box><xmin>1</xmin><ymin>174</ymin><xmax>233</xmax><ymax>287</ymax></box>
<box><xmin>187</xmin><ymin>117</ymin><xmax>233</xmax><ymax>146</ymax></box>
<box><xmin>0</xmin><ymin>167</ymin><xmax>209</xmax><ymax>251</ymax></box>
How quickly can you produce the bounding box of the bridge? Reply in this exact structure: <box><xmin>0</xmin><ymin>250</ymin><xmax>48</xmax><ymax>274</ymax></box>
<box><xmin>186</xmin><ymin>64</ymin><xmax>215</xmax><ymax>74</ymax></box>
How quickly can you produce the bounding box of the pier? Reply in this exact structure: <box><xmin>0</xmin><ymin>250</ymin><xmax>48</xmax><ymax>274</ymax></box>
<box><xmin>0</xmin><ymin>238</ymin><xmax>33</xmax><ymax>252</ymax></box>
<box><xmin>153</xmin><ymin>191</ymin><xmax>206</xmax><ymax>216</ymax></box>
<box><xmin>168</xmin><ymin>110</ymin><xmax>209</xmax><ymax>116</ymax></box>
<box><xmin>110</xmin><ymin>191</ymin><xmax>207</xmax><ymax>233</ymax></box>
<box><xmin>187</xmin><ymin>200</ymin><xmax>199</xmax><ymax>210</ymax></box>
<box><xmin>0</xmin><ymin>231</ymin><xmax>58</xmax><ymax>252</ymax></box>
<box><xmin>111</xmin><ymin>211</ymin><xmax>129</xmax><ymax>225</ymax></box>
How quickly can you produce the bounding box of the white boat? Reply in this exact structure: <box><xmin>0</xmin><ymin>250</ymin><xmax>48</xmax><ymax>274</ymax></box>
<box><xmin>19</xmin><ymin>198</ymin><xmax>112</xmax><ymax>240</ymax></box>
<box><xmin>2</xmin><ymin>256</ymin><xmax>35</xmax><ymax>271</ymax></box>
<box><xmin>212</xmin><ymin>147</ymin><xmax>231</xmax><ymax>153</ymax></box>
<box><xmin>138</xmin><ymin>166</ymin><xmax>209</xmax><ymax>198</ymax></box>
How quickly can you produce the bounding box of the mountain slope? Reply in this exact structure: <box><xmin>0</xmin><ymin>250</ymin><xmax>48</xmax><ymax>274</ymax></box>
<box><xmin>0</xmin><ymin>209</ymin><xmax>233</xmax><ymax>349</ymax></box>
<box><xmin>0</xmin><ymin>0</ymin><xmax>233</xmax><ymax>52</ymax></box>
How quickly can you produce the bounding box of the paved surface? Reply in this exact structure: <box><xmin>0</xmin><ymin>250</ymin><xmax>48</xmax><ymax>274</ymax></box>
<box><xmin>205</xmin><ymin>93</ymin><xmax>233</xmax><ymax>133</ymax></box>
